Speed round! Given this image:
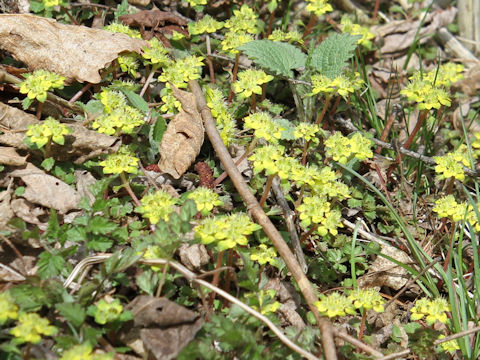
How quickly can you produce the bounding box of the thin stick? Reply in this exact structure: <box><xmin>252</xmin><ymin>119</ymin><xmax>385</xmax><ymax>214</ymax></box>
<box><xmin>189</xmin><ymin>79</ymin><xmax>338</xmax><ymax>360</ymax></box>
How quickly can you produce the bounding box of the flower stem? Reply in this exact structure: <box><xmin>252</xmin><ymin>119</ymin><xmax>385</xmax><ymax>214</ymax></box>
<box><xmin>402</xmin><ymin>109</ymin><xmax>428</xmax><ymax>151</ymax></box>
<box><xmin>208</xmin><ymin>250</ymin><xmax>224</xmax><ymax>313</ymax></box>
<box><xmin>227</xmin><ymin>53</ymin><xmax>240</xmax><ymax>103</ymax></box>
<box><xmin>156</xmin><ymin>262</ymin><xmax>169</xmax><ymax>297</ymax></box>
<box><xmin>358</xmin><ymin>309</ymin><xmax>367</xmax><ymax>342</ymax></box>
<box><xmin>302</xmin><ymin>14</ymin><xmax>317</xmax><ymax>40</ymax></box>
<box><xmin>35</xmin><ymin>101</ymin><xmax>44</xmax><ymax>119</ymax></box>
<box><xmin>223</xmin><ymin>249</ymin><xmax>235</xmax><ymax>305</ymax></box>
<box><xmin>315</xmin><ymin>95</ymin><xmax>331</xmax><ymax>125</ymax></box>
<box><xmin>259</xmin><ymin>174</ymin><xmax>275</xmax><ymax>207</ymax></box>
<box><xmin>45</xmin><ymin>137</ymin><xmax>52</xmax><ymax>159</ymax></box>
<box><xmin>251</xmin><ymin>94</ymin><xmax>257</xmax><ymax>112</ymax></box>
<box><xmin>120</xmin><ymin>172</ymin><xmax>141</xmax><ymax>207</ymax></box>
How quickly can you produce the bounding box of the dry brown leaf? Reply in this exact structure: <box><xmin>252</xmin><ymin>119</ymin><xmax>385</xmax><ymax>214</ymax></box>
<box><xmin>0</xmin><ymin>14</ymin><xmax>146</xmax><ymax>83</ymax></box>
<box><xmin>0</xmin><ymin>102</ymin><xmax>118</xmax><ymax>162</ymax></box>
<box><xmin>178</xmin><ymin>244</ymin><xmax>210</xmax><ymax>271</ymax></box>
<box><xmin>372</xmin><ymin>7</ymin><xmax>456</xmax><ymax>55</ymax></box>
<box><xmin>357</xmin><ymin>244</ymin><xmax>414</xmax><ymax>290</ymax></box>
<box><xmin>120</xmin><ymin>296</ymin><xmax>203</xmax><ymax>360</ymax></box>
<box><xmin>9</xmin><ymin>163</ymin><xmax>81</xmax><ymax>214</ymax></box>
<box><xmin>119</xmin><ymin>9</ymin><xmax>187</xmax><ymax>29</ymax></box>
<box><xmin>10</xmin><ymin>198</ymin><xmax>47</xmax><ymax>226</ymax></box>
<box><xmin>0</xmin><ymin>147</ymin><xmax>27</xmax><ymax>166</ymax></box>
<box><xmin>158</xmin><ymin>87</ymin><xmax>204</xmax><ymax>179</ymax></box>
<box><xmin>0</xmin><ymin>187</ymin><xmax>14</xmax><ymax>230</ymax></box>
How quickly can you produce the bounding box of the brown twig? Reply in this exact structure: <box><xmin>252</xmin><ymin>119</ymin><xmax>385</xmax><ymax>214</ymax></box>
<box><xmin>189</xmin><ymin>79</ymin><xmax>338</xmax><ymax>360</ymax></box>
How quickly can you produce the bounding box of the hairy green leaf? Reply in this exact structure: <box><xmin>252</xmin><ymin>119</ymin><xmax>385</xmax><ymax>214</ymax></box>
<box><xmin>238</xmin><ymin>40</ymin><xmax>306</xmax><ymax>77</ymax></box>
<box><xmin>56</xmin><ymin>302</ymin><xmax>86</xmax><ymax>328</ymax></box>
<box><xmin>309</xmin><ymin>33</ymin><xmax>360</xmax><ymax>79</ymax></box>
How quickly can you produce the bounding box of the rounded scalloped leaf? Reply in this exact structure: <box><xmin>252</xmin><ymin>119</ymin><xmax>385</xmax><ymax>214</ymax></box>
<box><xmin>238</xmin><ymin>40</ymin><xmax>307</xmax><ymax>77</ymax></box>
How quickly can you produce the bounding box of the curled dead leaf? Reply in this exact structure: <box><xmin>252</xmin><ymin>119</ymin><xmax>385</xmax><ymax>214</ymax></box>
<box><xmin>157</xmin><ymin>87</ymin><xmax>204</xmax><ymax>179</ymax></box>
<box><xmin>0</xmin><ymin>14</ymin><xmax>146</xmax><ymax>83</ymax></box>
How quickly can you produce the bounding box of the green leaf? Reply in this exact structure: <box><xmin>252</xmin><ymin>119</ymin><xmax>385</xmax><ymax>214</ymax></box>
<box><xmin>85</xmin><ymin>99</ymin><xmax>104</xmax><ymax>115</ymax></box>
<box><xmin>180</xmin><ymin>199</ymin><xmax>197</xmax><ymax>222</ymax></box>
<box><xmin>136</xmin><ymin>269</ymin><xmax>158</xmax><ymax>295</ymax></box>
<box><xmin>150</xmin><ymin>115</ymin><xmax>167</xmax><ymax>145</ymax></box>
<box><xmin>87</xmin><ymin>216</ymin><xmax>118</xmax><ymax>235</ymax></box>
<box><xmin>56</xmin><ymin>302</ymin><xmax>86</xmax><ymax>328</ymax></box>
<box><xmin>121</xmin><ymin>89</ymin><xmax>149</xmax><ymax>113</ymax></box>
<box><xmin>86</xmin><ymin>235</ymin><xmax>113</xmax><ymax>251</ymax></box>
<box><xmin>37</xmin><ymin>251</ymin><xmax>65</xmax><ymax>279</ymax></box>
<box><xmin>238</xmin><ymin>40</ymin><xmax>306</xmax><ymax>77</ymax></box>
<box><xmin>309</xmin><ymin>33</ymin><xmax>360</xmax><ymax>79</ymax></box>
<box><xmin>14</xmin><ymin>186</ymin><xmax>25</xmax><ymax>196</ymax></box>
<box><xmin>41</xmin><ymin>157</ymin><xmax>55</xmax><ymax>171</ymax></box>
<box><xmin>45</xmin><ymin>209</ymin><xmax>61</xmax><ymax>243</ymax></box>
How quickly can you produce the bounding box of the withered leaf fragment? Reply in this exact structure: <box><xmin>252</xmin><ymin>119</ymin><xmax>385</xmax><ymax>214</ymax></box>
<box><xmin>120</xmin><ymin>296</ymin><xmax>203</xmax><ymax>360</ymax></box>
<box><xmin>157</xmin><ymin>87</ymin><xmax>204</xmax><ymax>179</ymax></box>
<box><xmin>0</xmin><ymin>14</ymin><xmax>146</xmax><ymax>83</ymax></box>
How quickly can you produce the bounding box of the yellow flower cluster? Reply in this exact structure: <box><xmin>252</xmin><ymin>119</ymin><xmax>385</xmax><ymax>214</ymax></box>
<box><xmin>324</xmin><ymin>132</ymin><xmax>374</xmax><ymax>164</ymax></box>
<box><xmin>432</xmin><ymin>195</ymin><xmax>480</xmax><ymax>230</ymax></box>
<box><xmin>410</xmin><ymin>297</ymin><xmax>450</xmax><ymax>325</ymax></box>
<box><xmin>310</xmin><ymin>72</ymin><xmax>364</xmax><ymax>98</ymax></box>
<box><xmin>195</xmin><ymin>213</ymin><xmax>262</xmax><ymax>251</ymax></box>
<box><xmin>433</xmin><ymin>144</ymin><xmax>471</xmax><ymax>182</ymax></box>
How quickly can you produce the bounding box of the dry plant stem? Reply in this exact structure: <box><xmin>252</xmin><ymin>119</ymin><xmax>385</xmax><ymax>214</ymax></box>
<box><xmin>65</xmin><ymin>254</ymin><xmax>321</xmax><ymax>360</ymax></box>
<box><xmin>303</xmin><ymin>14</ymin><xmax>318</xmax><ymax>40</ymax></box>
<box><xmin>271</xmin><ymin>176</ymin><xmax>308</xmax><ymax>273</ymax></box>
<box><xmin>69</xmin><ymin>82</ymin><xmax>93</xmax><ymax>104</ymax></box>
<box><xmin>208</xmin><ymin>250</ymin><xmax>224</xmax><ymax>313</ymax></box>
<box><xmin>206</xmin><ymin>35</ymin><xmax>216</xmax><ymax>84</ymax></box>
<box><xmin>227</xmin><ymin>53</ymin><xmax>240</xmax><ymax>103</ymax></box>
<box><xmin>189</xmin><ymin>80</ymin><xmax>339</xmax><ymax>360</ymax></box>
<box><xmin>259</xmin><ymin>174</ymin><xmax>275</xmax><ymax>207</ymax></box>
<box><xmin>119</xmin><ymin>172</ymin><xmax>141</xmax><ymax>207</ymax></box>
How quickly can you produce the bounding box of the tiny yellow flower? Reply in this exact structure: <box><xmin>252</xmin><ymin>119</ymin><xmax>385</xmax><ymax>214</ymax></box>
<box><xmin>10</xmin><ymin>312</ymin><xmax>58</xmax><ymax>344</ymax></box>
<box><xmin>136</xmin><ymin>189</ymin><xmax>178</xmax><ymax>224</ymax></box>
<box><xmin>221</xmin><ymin>31</ymin><xmax>254</xmax><ymax>55</ymax></box>
<box><xmin>188</xmin><ymin>15</ymin><xmax>224</xmax><ymax>35</ymax></box>
<box><xmin>93</xmin><ymin>299</ymin><xmax>123</xmax><ymax>325</ymax></box>
<box><xmin>315</xmin><ymin>292</ymin><xmax>356</xmax><ymax>318</ymax></box>
<box><xmin>437</xmin><ymin>335</ymin><xmax>460</xmax><ymax>354</ymax></box>
<box><xmin>187</xmin><ymin>187</ymin><xmax>224</xmax><ymax>216</ymax></box>
<box><xmin>306</xmin><ymin>0</ymin><xmax>333</xmax><ymax>16</ymax></box>
<box><xmin>233</xmin><ymin>69</ymin><xmax>274</xmax><ymax>99</ymax></box>
<box><xmin>348</xmin><ymin>288</ymin><xmax>385</xmax><ymax>312</ymax></box>
<box><xmin>99</xmin><ymin>147</ymin><xmax>139</xmax><ymax>175</ymax></box>
<box><xmin>0</xmin><ymin>291</ymin><xmax>18</xmax><ymax>324</ymax></box>
<box><xmin>26</xmin><ymin>117</ymin><xmax>71</xmax><ymax>148</ymax></box>
<box><xmin>410</xmin><ymin>297</ymin><xmax>450</xmax><ymax>325</ymax></box>
<box><xmin>250</xmin><ymin>243</ymin><xmax>278</xmax><ymax>266</ymax></box>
